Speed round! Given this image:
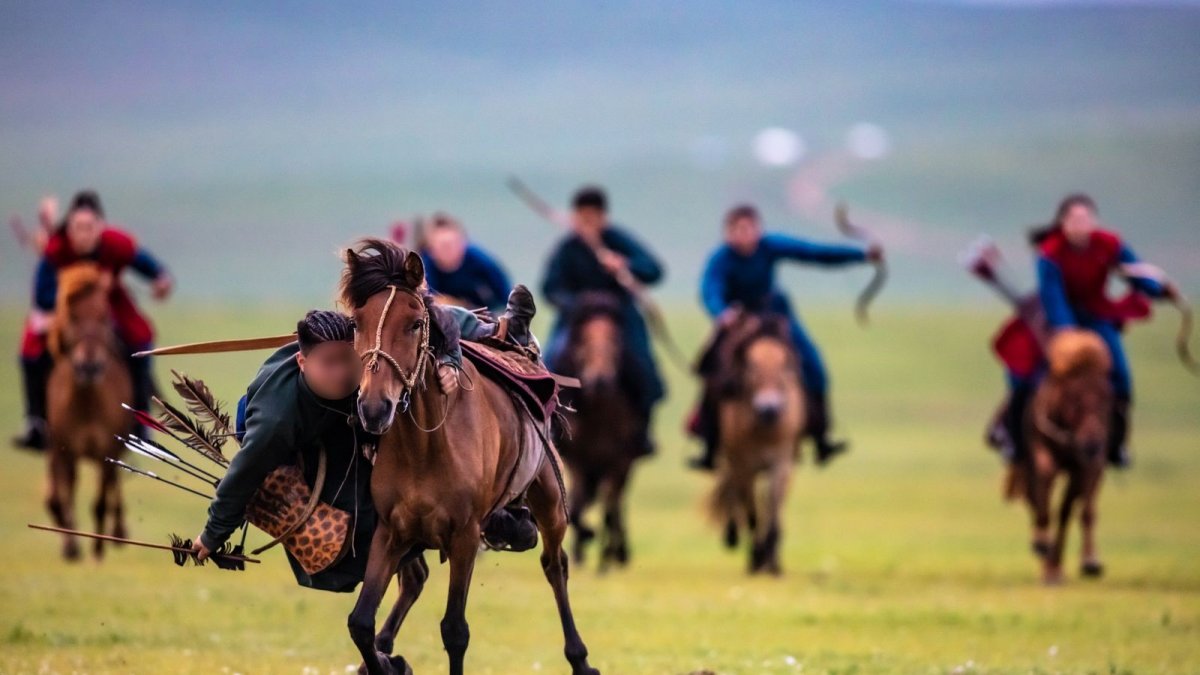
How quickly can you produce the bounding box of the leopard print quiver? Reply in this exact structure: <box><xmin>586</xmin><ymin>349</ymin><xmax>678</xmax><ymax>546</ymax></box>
<box><xmin>245</xmin><ymin>464</ymin><xmax>350</xmax><ymax>575</ymax></box>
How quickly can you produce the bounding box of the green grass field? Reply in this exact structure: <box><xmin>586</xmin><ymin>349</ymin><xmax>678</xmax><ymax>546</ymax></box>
<box><xmin>1</xmin><ymin>303</ymin><xmax>1197</xmax><ymax>674</ymax></box>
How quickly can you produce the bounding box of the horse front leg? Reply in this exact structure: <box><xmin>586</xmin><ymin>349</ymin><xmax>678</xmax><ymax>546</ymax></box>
<box><xmin>92</xmin><ymin>458</ymin><xmax>117</xmax><ymax>559</ymax></box>
<box><xmin>528</xmin><ymin>459</ymin><xmax>600</xmax><ymax>675</ymax></box>
<box><xmin>754</xmin><ymin>454</ymin><xmax>792</xmax><ymax>576</ymax></box>
<box><xmin>442</xmin><ymin>528</ymin><xmax>481</xmax><ymax>675</ymax></box>
<box><xmin>45</xmin><ymin>449</ymin><xmax>80</xmax><ymax>561</ymax></box>
<box><xmin>568</xmin><ymin>465</ymin><xmax>597</xmax><ymax>566</ymax></box>
<box><xmin>599</xmin><ymin>459</ymin><xmax>632</xmax><ymax>571</ymax></box>
<box><xmin>1047</xmin><ymin>472</ymin><xmax>1082</xmax><ymax>585</ymax></box>
<box><xmin>375</xmin><ymin>552</ymin><xmax>429</xmax><ymax>656</ymax></box>
<box><xmin>1027</xmin><ymin>445</ymin><xmax>1055</xmax><ymax>564</ymax></box>
<box><xmin>348</xmin><ymin>526</ymin><xmax>408</xmax><ymax>675</ymax></box>
<box><xmin>1080</xmin><ymin>465</ymin><xmax>1105</xmax><ymax>578</ymax></box>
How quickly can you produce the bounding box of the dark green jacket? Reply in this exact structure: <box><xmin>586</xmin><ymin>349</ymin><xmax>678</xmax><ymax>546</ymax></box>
<box><xmin>200</xmin><ymin>343</ymin><xmax>375</xmax><ymax>592</ymax></box>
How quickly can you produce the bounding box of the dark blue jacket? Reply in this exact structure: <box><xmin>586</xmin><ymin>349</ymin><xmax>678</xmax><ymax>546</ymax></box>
<box><xmin>421</xmin><ymin>244</ymin><xmax>511</xmax><ymax>313</ymax></box>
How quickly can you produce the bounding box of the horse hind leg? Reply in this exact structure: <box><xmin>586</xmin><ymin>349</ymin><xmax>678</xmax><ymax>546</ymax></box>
<box><xmin>45</xmin><ymin>450</ymin><xmax>80</xmax><ymax>561</ymax></box>
<box><xmin>348</xmin><ymin>527</ymin><xmax>408</xmax><ymax>675</ymax></box>
<box><xmin>374</xmin><ymin>552</ymin><xmax>429</xmax><ymax>656</ymax></box>
<box><xmin>528</xmin><ymin>459</ymin><xmax>600</xmax><ymax>675</ymax></box>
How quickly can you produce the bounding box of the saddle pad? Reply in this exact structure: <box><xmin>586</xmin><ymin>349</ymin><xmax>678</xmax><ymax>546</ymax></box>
<box><xmin>462</xmin><ymin>339</ymin><xmax>560</xmax><ymax>422</ymax></box>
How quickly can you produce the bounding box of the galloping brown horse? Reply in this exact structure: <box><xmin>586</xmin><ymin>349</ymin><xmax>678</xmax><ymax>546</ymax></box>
<box><xmin>44</xmin><ymin>263</ymin><xmax>134</xmax><ymax>560</ymax></box>
<box><xmin>557</xmin><ymin>292</ymin><xmax>645</xmax><ymax>570</ymax></box>
<box><xmin>707</xmin><ymin>312</ymin><xmax>806</xmax><ymax>575</ymax></box>
<box><xmin>340</xmin><ymin>239</ymin><xmax>598</xmax><ymax>675</ymax></box>
<box><xmin>1024</xmin><ymin>328</ymin><xmax>1113</xmax><ymax>584</ymax></box>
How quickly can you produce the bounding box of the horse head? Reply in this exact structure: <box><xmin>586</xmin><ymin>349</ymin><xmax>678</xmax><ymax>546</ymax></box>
<box><xmin>340</xmin><ymin>238</ymin><xmax>431</xmax><ymax>435</ymax></box>
<box><xmin>1036</xmin><ymin>328</ymin><xmax>1114</xmax><ymax>460</ymax></box>
<box><xmin>727</xmin><ymin>313</ymin><xmax>799</xmax><ymax>427</ymax></box>
<box><xmin>567</xmin><ymin>292</ymin><xmax>625</xmax><ymax>394</ymax></box>
<box><xmin>53</xmin><ymin>264</ymin><xmax>117</xmax><ymax>385</ymax></box>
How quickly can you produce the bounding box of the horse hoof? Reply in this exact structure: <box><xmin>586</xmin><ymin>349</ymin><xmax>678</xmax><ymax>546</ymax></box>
<box><xmin>388</xmin><ymin>655</ymin><xmax>413</xmax><ymax>675</ymax></box>
<box><xmin>1081</xmin><ymin>560</ymin><xmax>1105</xmax><ymax>578</ymax></box>
<box><xmin>63</xmin><ymin>540</ymin><xmax>81</xmax><ymax>562</ymax></box>
<box><xmin>1031</xmin><ymin>540</ymin><xmax>1051</xmax><ymax>559</ymax></box>
<box><xmin>723</xmin><ymin>522</ymin><xmax>738</xmax><ymax>549</ymax></box>
<box><xmin>1041</xmin><ymin>568</ymin><xmax>1064</xmax><ymax>586</ymax></box>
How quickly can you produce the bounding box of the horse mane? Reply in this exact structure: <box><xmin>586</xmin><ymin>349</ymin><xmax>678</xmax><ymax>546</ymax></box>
<box><xmin>56</xmin><ymin>263</ymin><xmax>106</xmax><ymax>311</ymax></box>
<box><xmin>48</xmin><ymin>263</ymin><xmax>109</xmax><ymax>357</ymax></box>
<box><xmin>1046</xmin><ymin>329</ymin><xmax>1111</xmax><ymax>379</ymax></box>
<box><xmin>707</xmin><ymin>312</ymin><xmax>795</xmax><ymax>397</ymax></box>
<box><xmin>566</xmin><ymin>292</ymin><xmax>624</xmax><ymax>336</ymax></box>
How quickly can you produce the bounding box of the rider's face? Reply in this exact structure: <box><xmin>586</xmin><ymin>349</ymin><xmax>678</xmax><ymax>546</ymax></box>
<box><xmin>571</xmin><ymin>207</ymin><xmax>606</xmax><ymax>240</ymax></box>
<box><xmin>297</xmin><ymin>341</ymin><xmax>361</xmax><ymax>400</ymax></box>
<box><xmin>426</xmin><ymin>227</ymin><xmax>467</xmax><ymax>272</ymax></box>
<box><xmin>1061</xmin><ymin>204</ymin><xmax>1098</xmax><ymax>248</ymax></box>
<box><xmin>67</xmin><ymin>209</ymin><xmax>103</xmax><ymax>256</ymax></box>
<box><xmin>726</xmin><ymin>216</ymin><xmax>762</xmax><ymax>256</ymax></box>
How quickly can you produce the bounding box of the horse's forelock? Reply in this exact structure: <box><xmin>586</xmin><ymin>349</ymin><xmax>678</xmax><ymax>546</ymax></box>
<box><xmin>339</xmin><ymin>237</ymin><xmax>424</xmax><ymax>309</ymax></box>
<box><xmin>1047</xmin><ymin>329</ymin><xmax>1111</xmax><ymax>378</ymax></box>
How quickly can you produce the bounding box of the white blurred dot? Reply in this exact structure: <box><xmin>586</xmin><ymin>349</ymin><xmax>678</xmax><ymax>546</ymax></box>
<box><xmin>753</xmin><ymin>127</ymin><xmax>806</xmax><ymax>167</ymax></box>
<box><xmin>846</xmin><ymin>122</ymin><xmax>891</xmax><ymax>160</ymax></box>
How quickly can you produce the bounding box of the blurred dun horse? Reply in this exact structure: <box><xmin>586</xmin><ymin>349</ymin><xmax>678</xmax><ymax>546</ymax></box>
<box><xmin>44</xmin><ymin>263</ymin><xmax>134</xmax><ymax>560</ymax></box>
<box><xmin>708</xmin><ymin>313</ymin><xmax>806</xmax><ymax>575</ymax></box>
<box><xmin>340</xmin><ymin>239</ymin><xmax>598</xmax><ymax>675</ymax></box>
<box><xmin>1025</xmin><ymin>328</ymin><xmax>1113</xmax><ymax>585</ymax></box>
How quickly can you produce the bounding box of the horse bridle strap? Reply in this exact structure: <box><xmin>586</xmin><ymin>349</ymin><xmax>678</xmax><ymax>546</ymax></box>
<box><xmin>360</xmin><ymin>285</ymin><xmax>432</xmax><ymax>394</ymax></box>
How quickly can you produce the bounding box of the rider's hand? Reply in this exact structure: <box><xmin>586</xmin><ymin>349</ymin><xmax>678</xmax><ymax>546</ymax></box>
<box><xmin>151</xmin><ymin>274</ymin><xmax>174</xmax><ymax>301</ymax></box>
<box><xmin>596</xmin><ymin>248</ymin><xmax>629</xmax><ymax>276</ymax></box>
<box><xmin>437</xmin><ymin>363</ymin><xmax>459</xmax><ymax>396</ymax></box>
<box><xmin>717</xmin><ymin>308</ymin><xmax>740</xmax><ymax>328</ymax></box>
<box><xmin>190</xmin><ymin>535</ymin><xmax>211</xmax><ymax>562</ymax></box>
<box><xmin>866</xmin><ymin>243</ymin><xmax>885</xmax><ymax>263</ymax></box>
<box><xmin>1163</xmin><ymin>281</ymin><xmax>1180</xmax><ymax>301</ymax></box>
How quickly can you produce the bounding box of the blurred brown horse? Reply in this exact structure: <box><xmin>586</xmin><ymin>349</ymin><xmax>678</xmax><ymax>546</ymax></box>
<box><xmin>340</xmin><ymin>239</ymin><xmax>598</xmax><ymax>675</ymax></box>
<box><xmin>44</xmin><ymin>263</ymin><xmax>133</xmax><ymax>560</ymax></box>
<box><xmin>557</xmin><ymin>292</ymin><xmax>646</xmax><ymax>571</ymax></box>
<box><xmin>707</xmin><ymin>312</ymin><xmax>806</xmax><ymax>575</ymax></box>
<box><xmin>1025</xmin><ymin>328</ymin><xmax>1113</xmax><ymax>584</ymax></box>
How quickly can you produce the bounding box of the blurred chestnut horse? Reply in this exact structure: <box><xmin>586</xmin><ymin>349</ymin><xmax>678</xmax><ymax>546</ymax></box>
<box><xmin>44</xmin><ymin>263</ymin><xmax>134</xmax><ymax>560</ymax></box>
<box><xmin>707</xmin><ymin>312</ymin><xmax>806</xmax><ymax>575</ymax></box>
<box><xmin>341</xmin><ymin>239</ymin><xmax>598</xmax><ymax>675</ymax></box>
<box><xmin>557</xmin><ymin>292</ymin><xmax>646</xmax><ymax>571</ymax></box>
<box><xmin>1024</xmin><ymin>328</ymin><xmax>1113</xmax><ymax>584</ymax></box>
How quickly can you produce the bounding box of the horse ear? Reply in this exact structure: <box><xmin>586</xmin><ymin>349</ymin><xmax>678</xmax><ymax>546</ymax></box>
<box><xmin>403</xmin><ymin>250</ymin><xmax>425</xmax><ymax>289</ymax></box>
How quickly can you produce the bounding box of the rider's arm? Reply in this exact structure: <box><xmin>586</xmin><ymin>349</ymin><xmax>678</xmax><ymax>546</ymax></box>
<box><xmin>700</xmin><ymin>251</ymin><xmax>729</xmax><ymax>318</ymax></box>
<box><xmin>766</xmin><ymin>233</ymin><xmax>867</xmax><ymax>266</ymax></box>
<box><xmin>1117</xmin><ymin>244</ymin><xmax>1169</xmax><ymax>299</ymax></box>
<box><xmin>607</xmin><ymin>229</ymin><xmax>664</xmax><ymax>285</ymax></box>
<box><xmin>1037</xmin><ymin>256</ymin><xmax>1077</xmax><ymax>329</ymax></box>
<box><xmin>199</xmin><ymin>410</ymin><xmax>295</xmax><ymax>552</ymax></box>
<box><xmin>130</xmin><ymin>247</ymin><xmax>168</xmax><ymax>281</ymax></box>
<box><xmin>34</xmin><ymin>257</ymin><xmax>58</xmax><ymax>312</ymax></box>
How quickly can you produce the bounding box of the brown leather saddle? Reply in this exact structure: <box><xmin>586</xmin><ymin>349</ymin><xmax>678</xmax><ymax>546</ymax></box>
<box><xmin>461</xmin><ymin>333</ymin><xmax>575</xmax><ymax>423</ymax></box>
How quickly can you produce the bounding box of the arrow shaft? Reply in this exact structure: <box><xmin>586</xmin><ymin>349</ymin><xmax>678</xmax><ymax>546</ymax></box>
<box><xmin>27</xmin><ymin>524</ymin><xmax>260</xmax><ymax>563</ymax></box>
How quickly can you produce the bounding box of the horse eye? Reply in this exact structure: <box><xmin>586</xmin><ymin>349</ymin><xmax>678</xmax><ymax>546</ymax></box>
<box><xmin>410</xmin><ymin>320</ymin><xmax>424</xmax><ymax>333</ymax></box>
